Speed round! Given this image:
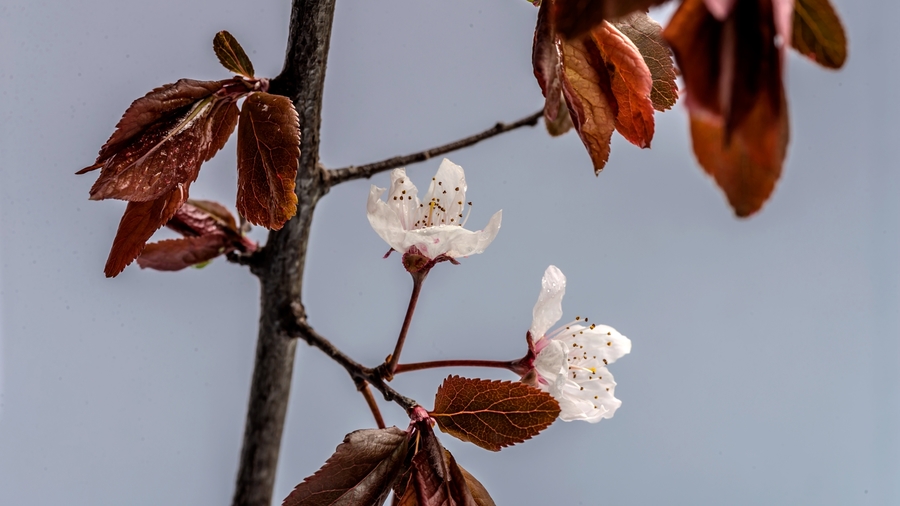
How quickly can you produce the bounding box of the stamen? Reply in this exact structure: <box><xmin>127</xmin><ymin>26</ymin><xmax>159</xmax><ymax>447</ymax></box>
<box><xmin>459</xmin><ymin>201</ymin><xmax>473</xmax><ymax>227</ymax></box>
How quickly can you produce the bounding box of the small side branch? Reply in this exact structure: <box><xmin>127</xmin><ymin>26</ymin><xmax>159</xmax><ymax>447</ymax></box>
<box><xmin>285</xmin><ymin>306</ymin><xmax>418</xmax><ymax>413</ymax></box>
<box><xmin>356</xmin><ymin>380</ymin><xmax>386</xmax><ymax>429</ymax></box>
<box><xmin>325</xmin><ymin>110</ymin><xmax>543</xmax><ymax>186</ymax></box>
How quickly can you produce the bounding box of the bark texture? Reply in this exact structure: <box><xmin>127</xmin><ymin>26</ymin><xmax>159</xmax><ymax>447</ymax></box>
<box><xmin>231</xmin><ymin>0</ymin><xmax>335</xmax><ymax>504</ymax></box>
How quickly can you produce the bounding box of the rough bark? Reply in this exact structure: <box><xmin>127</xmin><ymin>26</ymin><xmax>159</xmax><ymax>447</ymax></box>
<box><xmin>231</xmin><ymin>0</ymin><xmax>335</xmax><ymax>504</ymax></box>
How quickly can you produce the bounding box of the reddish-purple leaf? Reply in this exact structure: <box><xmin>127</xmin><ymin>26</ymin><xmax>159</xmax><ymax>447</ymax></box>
<box><xmin>85</xmin><ymin>90</ymin><xmax>239</xmax><ymax>202</ymax></box>
<box><xmin>664</xmin><ymin>0</ymin><xmax>789</xmax><ymax>216</ymax></box>
<box><xmin>533</xmin><ymin>2</ymin><xmax>573</xmax><ymax>137</ymax></box>
<box><xmin>136</xmin><ymin>199</ymin><xmax>256</xmax><ymax>271</ymax></box>
<box><xmin>236</xmin><ymin>91</ymin><xmax>300</xmax><ymax>230</ymax></box>
<box><xmin>690</xmin><ymin>91</ymin><xmax>789</xmax><ymax>217</ymax></box>
<box><xmin>136</xmin><ymin>235</ymin><xmax>228</xmax><ymax>271</ymax></box>
<box><xmin>164</xmin><ymin>199</ymin><xmax>247</xmax><ymax>239</ymax></box>
<box><xmin>549</xmin><ymin>0</ymin><xmax>672</xmax><ymax>40</ymax></box>
<box><xmin>283</xmin><ymin>427</ymin><xmax>410</xmax><ymax>506</ymax></box>
<box><xmin>613</xmin><ymin>11</ymin><xmax>679</xmax><ymax>112</ymax></box>
<box><xmin>558</xmin><ymin>33</ymin><xmax>618</xmax><ymax>174</ymax></box>
<box><xmin>791</xmin><ymin>0</ymin><xmax>847</xmax><ymax>69</ymax></box>
<box><xmin>213</xmin><ymin>30</ymin><xmax>256</xmax><ymax>78</ymax></box>
<box><xmin>430</xmin><ymin>376</ymin><xmax>560</xmax><ymax>452</ymax></box>
<box><xmin>410</xmin><ymin>423</ymin><xmax>476</xmax><ymax>506</ymax></box>
<box><xmin>104</xmin><ymin>182</ymin><xmax>191</xmax><ymax>277</ymax></box>
<box><xmin>81</xmin><ymin>79</ymin><xmax>225</xmax><ymax>167</ymax></box>
<box><xmin>454</xmin><ymin>463</ymin><xmax>495</xmax><ymax>506</ymax></box>
<box><xmin>592</xmin><ymin>21</ymin><xmax>655</xmax><ymax>148</ymax></box>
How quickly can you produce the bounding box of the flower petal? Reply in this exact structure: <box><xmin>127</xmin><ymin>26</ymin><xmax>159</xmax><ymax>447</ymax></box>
<box><xmin>531</xmin><ymin>265</ymin><xmax>566</xmax><ymax>340</ymax></box>
<box><xmin>443</xmin><ymin>209</ymin><xmax>502</xmax><ymax>257</ymax></box>
<box><xmin>386</xmin><ymin>168</ymin><xmax>420</xmax><ymax>229</ymax></box>
<box><xmin>367</xmin><ymin>185</ymin><xmax>408</xmax><ymax>252</ymax></box>
<box><xmin>559</xmin><ymin>324</ymin><xmax>632</xmax><ymax>365</ymax></box>
<box><xmin>557</xmin><ymin>370</ymin><xmax>622</xmax><ymax>423</ymax></box>
<box><xmin>422</xmin><ymin>158</ymin><xmax>467</xmax><ymax>223</ymax></box>
<box><xmin>534</xmin><ymin>339</ymin><xmax>569</xmax><ymax>398</ymax></box>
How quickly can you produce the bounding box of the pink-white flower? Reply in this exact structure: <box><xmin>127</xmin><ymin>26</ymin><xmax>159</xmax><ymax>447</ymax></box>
<box><xmin>528</xmin><ymin>265</ymin><xmax>631</xmax><ymax>422</ymax></box>
<box><xmin>367</xmin><ymin>158</ymin><xmax>502</xmax><ymax>261</ymax></box>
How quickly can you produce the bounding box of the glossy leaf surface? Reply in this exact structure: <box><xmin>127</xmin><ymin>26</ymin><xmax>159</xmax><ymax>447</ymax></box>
<box><xmin>104</xmin><ymin>182</ymin><xmax>191</xmax><ymax>277</ymax></box>
<box><xmin>430</xmin><ymin>376</ymin><xmax>560</xmax><ymax>451</ymax></box>
<box><xmin>236</xmin><ymin>92</ymin><xmax>301</xmax><ymax>229</ymax></box>
<box><xmin>283</xmin><ymin>427</ymin><xmax>410</xmax><ymax>506</ymax></box>
<box><xmin>213</xmin><ymin>30</ymin><xmax>256</xmax><ymax>77</ymax></box>
<box><xmin>85</xmin><ymin>88</ymin><xmax>239</xmax><ymax>202</ymax></box>
<box><xmin>613</xmin><ymin>11</ymin><xmax>678</xmax><ymax>111</ymax></box>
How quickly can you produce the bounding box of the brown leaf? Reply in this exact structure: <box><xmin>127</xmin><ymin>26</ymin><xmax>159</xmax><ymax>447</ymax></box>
<box><xmin>550</xmin><ymin>0</ymin><xmax>672</xmax><ymax>40</ymax></box>
<box><xmin>454</xmin><ymin>464</ymin><xmax>495</xmax><ymax>506</ymax></box>
<box><xmin>691</xmin><ymin>91</ymin><xmax>789</xmax><ymax>217</ymax></box>
<box><xmin>410</xmin><ymin>424</ymin><xmax>476</xmax><ymax>506</ymax></box>
<box><xmin>236</xmin><ymin>92</ymin><xmax>301</xmax><ymax>229</ymax></box>
<box><xmin>136</xmin><ymin>199</ymin><xmax>256</xmax><ymax>271</ymax></box>
<box><xmin>613</xmin><ymin>11</ymin><xmax>678</xmax><ymax>111</ymax></box>
<box><xmin>592</xmin><ymin>21</ymin><xmax>655</xmax><ymax>148</ymax></box>
<box><xmin>213</xmin><ymin>30</ymin><xmax>256</xmax><ymax>78</ymax></box>
<box><xmin>82</xmin><ymin>79</ymin><xmax>225</xmax><ymax>166</ymax></box>
<box><xmin>86</xmin><ymin>89</ymin><xmax>239</xmax><ymax>202</ymax></box>
<box><xmin>533</xmin><ymin>1</ymin><xmax>574</xmax><ymax>137</ymax></box>
<box><xmin>664</xmin><ymin>0</ymin><xmax>788</xmax><ymax>216</ymax></box>
<box><xmin>283</xmin><ymin>427</ymin><xmax>410</xmax><ymax>506</ymax></box>
<box><xmin>430</xmin><ymin>376</ymin><xmax>560</xmax><ymax>452</ymax></box>
<box><xmin>166</xmin><ymin>199</ymin><xmax>240</xmax><ymax>237</ymax></box>
<box><xmin>791</xmin><ymin>0</ymin><xmax>847</xmax><ymax>69</ymax></box>
<box><xmin>394</xmin><ymin>483</ymin><xmax>418</xmax><ymax>506</ymax></box>
<box><xmin>136</xmin><ymin>235</ymin><xmax>228</xmax><ymax>271</ymax></box>
<box><xmin>104</xmin><ymin>182</ymin><xmax>191</xmax><ymax>277</ymax></box>
<box><xmin>664</xmin><ymin>0</ymin><xmax>783</xmax><ymax>134</ymax></box>
<box><xmin>558</xmin><ymin>33</ymin><xmax>618</xmax><ymax>173</ymax></box>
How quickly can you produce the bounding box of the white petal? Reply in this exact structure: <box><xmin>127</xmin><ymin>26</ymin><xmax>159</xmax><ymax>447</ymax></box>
<box><xmin>367</xmin><ymin>185</ymin><xmax>408</xmax><ymax>253</ymax></box>
<box><xmin>534</xmin><ymin>339</ymin><xmax>568</xmax><ymax>398</ymax></box>
<box><xmin>386</xmin><ymin>168</ymin><xmax>420</xmax><ymax>230</ymax></box>
<box><xmin>444</xmin><ymin>209</ymin><xmax>502</xmax><ymax>257</ymax></box>
<box><xmin>556</xmin><ymin>371</ymin><xmax>622</xmax><ymax>423</ymax></box>
<box><xmin>562</xmin><ymin>324</ymin><xmax>631</xmax><ymax>365</ymax></box>
<box><xmin>423</xmin><ymin>159</ymin><xmax>466</xmax><ymax>210</ymax></box>
<box><xmin>530</xmin><ymin>265</ymin><xmax>566</xmax><ymax>340</ymax></box>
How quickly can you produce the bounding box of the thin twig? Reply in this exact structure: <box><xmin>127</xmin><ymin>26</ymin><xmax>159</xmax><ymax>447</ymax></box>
<box><xmin>285</xmin><ymin>306</ymin><xmax>418</xmax><ymax>412</ymax></box>
<box><xmin>325</xmin><ymin>110</ymin><xmax>543</xmax><ymax>186</ymax></box>
<box><xmin>394</xmin><ymin>358</ymin><xmax>521</xmax><ymax>375</ymax></box>
<box><xmin>357</xmin><ymin>381</ymin><xmax>386</xmax><ymax>429</ymax></box>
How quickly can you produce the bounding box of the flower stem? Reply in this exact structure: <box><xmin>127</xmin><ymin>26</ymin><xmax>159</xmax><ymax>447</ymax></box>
<box><xmin>357</xmin><ymin>381</ymin><xmax>386</xmax><ymax>429</ymax></box>
<box><xmin>394</xmin><ymin>359</ymin><xmax>521</xmax><ymax>374</ymax></box>
<box><xmin>386</xmin><ymin>271</ymin><xmax>426</xmax><ymax>375</ymax></box>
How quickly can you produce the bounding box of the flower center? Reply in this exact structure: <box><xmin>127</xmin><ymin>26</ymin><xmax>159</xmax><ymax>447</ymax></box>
<box><xmin>413</xmin><ymin>184</ymin><xmax>471</xmax><ymax>229</ymax></box>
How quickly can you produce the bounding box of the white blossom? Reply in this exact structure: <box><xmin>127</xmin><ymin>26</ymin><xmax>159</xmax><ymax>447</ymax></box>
<box><xmin>529</xmin><ymin>265</ymin><xmax>631</xmax><ymax>423</ymax></box>
<box><xmin>367</xmin><ymin>158</ymin><xmax>502</xmax><ymax>260</ymax></box>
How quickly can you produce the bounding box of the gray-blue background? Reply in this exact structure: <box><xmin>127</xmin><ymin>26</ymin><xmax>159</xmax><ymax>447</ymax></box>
<box><xmin>2</xmin><ymin>0</ymin><xmax>897</xmax><ymax>504</ymax></box>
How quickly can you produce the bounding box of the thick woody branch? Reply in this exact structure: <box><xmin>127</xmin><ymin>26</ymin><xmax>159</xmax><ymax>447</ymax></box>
<box><xmin>325</xmin><ymin>110</ymin><xmax>543</xmax><ymax>186</ymax></box>
<box><xmin>231</xmin><ymin>0</ymin><xmax>335</xmax><ymax>505</ymax></box>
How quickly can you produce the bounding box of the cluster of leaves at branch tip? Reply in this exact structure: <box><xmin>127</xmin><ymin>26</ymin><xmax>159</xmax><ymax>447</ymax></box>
<box><xmin>532</xmin><ymin>0</ymin><xmax>846</xmax><ymax>217</ymax></box>
<box><xmin>78</xmin><ymin>30</ymin><xmax>301</xmax><ymax>277</ymax></box>
<box><xmin>283</xmin><ymin>376</ymin><xmax>559</xmax><ymax>505</ymax></box>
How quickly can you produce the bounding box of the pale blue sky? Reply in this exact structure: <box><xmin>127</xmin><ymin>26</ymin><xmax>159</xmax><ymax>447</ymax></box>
<box><xmin>2</xmin><ymin>0</ymin><xmax>897</xmax><ymax>504</ymax></box>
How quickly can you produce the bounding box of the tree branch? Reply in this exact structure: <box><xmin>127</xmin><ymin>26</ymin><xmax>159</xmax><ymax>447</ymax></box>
<box><xmin>231</xmin><ymin>0</ymin><xmax>335</xmax><ymax>505</ymax></box>
<box><xmin>325</xmin><ymin>110</ymin><xmax>543</xmax><ymax>186</ymax></box>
